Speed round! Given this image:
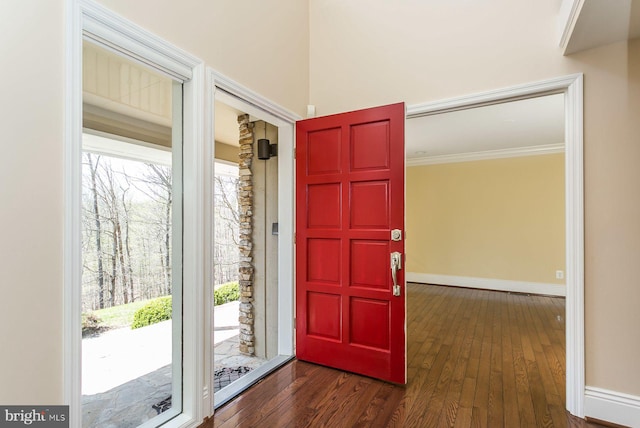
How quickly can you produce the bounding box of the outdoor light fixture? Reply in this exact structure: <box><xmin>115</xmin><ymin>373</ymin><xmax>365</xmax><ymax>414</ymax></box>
<box><xmin>257</xmin><ymin>121</ymin><xmax>277</xmax><ymax>160</ymax></box>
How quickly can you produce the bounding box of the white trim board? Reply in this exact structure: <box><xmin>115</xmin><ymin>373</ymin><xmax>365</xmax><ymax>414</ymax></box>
<box><xmin>210</xmin><ymin>68</ymin><xmax>301</xmax><ymax>124</ymax></box>
<box><xmin>407</xmin><ymin>273</ymin><xmax>566</xmax><ymax>297</ymax></box>
<box><xmin>407</xmin><ymin>73</ymin><xmax>584</xmax><ymax>417</ymax></box>
<box><xmin>585</xmin><ymin>387</ymin><xmax>640</xmax><ymax>428</ymax></box>
<box><xmin>406</xmin><ymin>143</ymin><xmax>564</xmax><ymax>166</ymax></box>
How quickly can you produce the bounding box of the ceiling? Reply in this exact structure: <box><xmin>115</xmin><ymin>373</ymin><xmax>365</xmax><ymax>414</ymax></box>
<box><xmin>405</xmin><ymin>93</ymin><xmax>565</xmax><ymax>161</ymax></box>
<box><xmin>561</xmin><ymin>0</ymin><xmax>640</xmax><ymax>55</ymax></box>
<box><xmin>215</xmin><ymin>101</ymin><xmax>243</xmax><ymax>146</ymax></box>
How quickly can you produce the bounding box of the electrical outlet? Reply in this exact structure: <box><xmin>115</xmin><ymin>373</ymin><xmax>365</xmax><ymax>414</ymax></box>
<box><xmin>556</xmin><ymin>270</ymin><xmax>564</xmax><ymax>280</ymax></box>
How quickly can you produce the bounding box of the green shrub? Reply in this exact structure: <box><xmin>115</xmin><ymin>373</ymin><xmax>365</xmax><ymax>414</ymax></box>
<box><xmin>82</xmin><ymin>312</ymin><xmax>105</xmax><ymax>337</ymax></box>
<box><xmin>91</xmin><ymin>300</ymin><xmax>149</xmax><ymax>329</ymax></box>
<box><xmin>131</xmin><ymin>296</ymin><xmax>172</xmax><ymax>329</ymax></box>
<box><xmin>214</xmin><ymin>281</ymin><xmax>240</xmax><ymax>305</ymax></box>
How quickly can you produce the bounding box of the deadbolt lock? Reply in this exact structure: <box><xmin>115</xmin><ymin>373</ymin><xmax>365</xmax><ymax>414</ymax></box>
<box><xmin>391</xmin><ymin>229</ymin><xmax>402</xmax><ymax>241</ymax></box>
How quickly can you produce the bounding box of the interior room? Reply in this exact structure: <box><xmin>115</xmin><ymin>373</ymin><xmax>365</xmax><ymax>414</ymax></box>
<box><xmin>406</xmin><ymin>94</ymin><xmax>566</xmax><ymax>297</ymax></box>
<box><xmin>2</xmin><ymin>1</ymin><xmax>640</xmax><ymax>427</ymax></box>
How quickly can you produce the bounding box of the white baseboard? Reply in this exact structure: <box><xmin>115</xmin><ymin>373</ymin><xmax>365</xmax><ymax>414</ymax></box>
<box><xmin>585</xmin><ymin>386</ymin><xmax>640</xmax><ymax>427</ymax></box>
<box><xmin>406</xmin><ymin>273</ymin><xmax>566</xmax><ymax>297</ymax></box>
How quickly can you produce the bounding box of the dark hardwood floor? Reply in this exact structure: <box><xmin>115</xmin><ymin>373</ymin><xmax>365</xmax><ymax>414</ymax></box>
<box><xmin>208</xmin><ymin>283</ymin><xmax>608</xmax><ymax>427</ymax></box>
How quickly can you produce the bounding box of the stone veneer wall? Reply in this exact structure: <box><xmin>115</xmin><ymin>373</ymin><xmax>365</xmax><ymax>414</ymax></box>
<box><xmin>237</xmin><ymin>114</ymin><xmax>255</xmax><ymax>355</ymax></box>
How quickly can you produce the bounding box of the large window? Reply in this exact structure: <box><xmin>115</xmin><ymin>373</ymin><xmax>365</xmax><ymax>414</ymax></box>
<box><xmin>80</xmin><ymin>41</ymin><xmax>184</xmax><ymax>427</ymax></box>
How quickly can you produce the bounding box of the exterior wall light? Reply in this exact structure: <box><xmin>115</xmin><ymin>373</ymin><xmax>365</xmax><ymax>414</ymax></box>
<box><xmin>257</xmin><ymin>121</ymin><xmax>277</xmax><ymax>160</ymax></box>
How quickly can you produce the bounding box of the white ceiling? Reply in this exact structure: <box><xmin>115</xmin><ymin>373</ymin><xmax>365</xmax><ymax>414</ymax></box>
<box><xmin>405</xmin><ymin>93</ymin><xmax>565</xmax><ymax>160</ymax></box>
<box><xmin>215</xmin><ymin>101</ymin><xmax>242</xmax><ymax>146</ymax></box>
<box><xmin>561</xmin><ymin>0</ymin><xmax>640</xmax><ymax>55</ymax></box>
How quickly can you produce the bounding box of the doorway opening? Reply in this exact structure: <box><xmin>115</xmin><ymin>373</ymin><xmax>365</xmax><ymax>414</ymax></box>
<box><xmin>210</xmin><ymin>83</ymin><xmax>296</xmax><ymax>407</ymax></box>
<box><xmin>404</xmin><ymin>74</ymin><xmax>584</xmax><ymax>417</ymax></box>
<box><xmin>406</xmin><ymin>93</ymin><xmax>566</xmax><ymax>296</ymax></box>
<box><xmin>212</xmin><ymin>101</ymin><xmax>282</xmax><ymax>403</ymax></box>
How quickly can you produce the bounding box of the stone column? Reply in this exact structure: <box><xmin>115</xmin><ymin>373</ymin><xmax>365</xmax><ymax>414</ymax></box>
<box><xmin>237</xmin><ymin>114</ymin><xmax>255</xmax><ymax>355</ymax></box>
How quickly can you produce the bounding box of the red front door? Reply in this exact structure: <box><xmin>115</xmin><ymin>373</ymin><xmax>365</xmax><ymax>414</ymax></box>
<box><xmin>295</xmin><ymin>103</ymin><xmax>406</xmax><ymax>384</ymax></box>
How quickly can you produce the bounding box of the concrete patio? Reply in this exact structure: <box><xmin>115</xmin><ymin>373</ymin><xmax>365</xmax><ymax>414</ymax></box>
<box><xmin>81</xmin><ymin>301</ymin><xmax>266</xmax><ymax>427</ymax></box>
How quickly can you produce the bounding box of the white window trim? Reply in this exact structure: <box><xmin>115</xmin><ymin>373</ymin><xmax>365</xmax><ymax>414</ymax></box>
<box><xmin>406</xmin><ymin>73</ymin><xmax>585</xmax><ymax>417</ymax></box>
<box><xmin>64</xmin><ymin>1</ymin><xmax>208</xmax><ymax>427</ymax></box>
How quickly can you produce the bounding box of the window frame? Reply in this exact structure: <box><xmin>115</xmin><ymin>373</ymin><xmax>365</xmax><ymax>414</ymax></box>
<box><xmin>64</xmin><ymin>1</ymin><xmax>209</xmax><ymax>426</ymax></box>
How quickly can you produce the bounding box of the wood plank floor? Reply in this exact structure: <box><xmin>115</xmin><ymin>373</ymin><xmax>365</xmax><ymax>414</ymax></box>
<box><xmin>208</xmin><ymin>284</ymin><xmax>607</xmax><ymax>428</ymax></box>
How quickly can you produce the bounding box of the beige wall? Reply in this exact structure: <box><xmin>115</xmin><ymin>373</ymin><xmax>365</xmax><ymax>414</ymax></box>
<box><xmin>0</xmin><ymin>0</ymin><xmax>65</xmax><ymax>403</ymax></box>
<box><xmin>309</xmin><ymin>1</ymin><xmax>640</xmax><ymax>396</ymax></box>
<box><xmin>406</xmin><ymin>155</ymin><xmax>565</xmax><ymax>285</ymax></box>
<box><xmin>251</xmin><ymin>121</ymin><xmax>279</xmax><ymax>360</ymax></box>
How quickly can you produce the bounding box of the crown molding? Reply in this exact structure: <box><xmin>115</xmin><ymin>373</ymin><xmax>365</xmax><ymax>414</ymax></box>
<box><xmin>406</xmin><ymin>143</ymin><xmax>565</xmax><ymax>166</ymax></box>
<box><xmin>558</xmin><ymin>0</ymin><xmax>585</xmax><ymax>53</ymax></box>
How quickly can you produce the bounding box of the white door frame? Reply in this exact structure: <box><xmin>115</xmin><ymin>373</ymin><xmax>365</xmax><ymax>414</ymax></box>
<box><xmin>64</xmin><ymin>1</ymin><xmax>207</xmax><ymax>426</ymax></box>
<box><xmin>405</xmin><ymin>73</ymin><xmax>585</xmax><ymax>417</ymax></box>
<box><xmin>206</xmin><ymin>69</ymin><xmax>301</xmax><ymax>407</ymax></box>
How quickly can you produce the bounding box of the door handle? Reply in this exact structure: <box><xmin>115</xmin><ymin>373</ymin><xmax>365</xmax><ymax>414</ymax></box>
<box><xmin>390</xmin><ymin>252</ymin><xmax>402</xmax><ymax>296</ymax></box>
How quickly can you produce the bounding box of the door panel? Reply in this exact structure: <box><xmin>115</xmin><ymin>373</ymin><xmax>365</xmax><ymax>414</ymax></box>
<box><xmin>350</xmin><ymin>180</ymin><xmax>390</xmax><ymax>228</ymax></box>
<box><xmin>307</xmin><ymin>238</ymin><xmax>341</xmax><ymax>283</ymax></box>
<box><xmin>350</xmin><ymin>120</ymin><xmax>391</xmax><ymax>171</ymax></box>
<box><xmin>350</xmin><ymin>240</ymin><xmax>389</xmax><ymax>289</ymax></box>
<box><xmin>307</xmin><ymin>292</ymin><xmax>341</xmax><ymax>340</ymax></box>
<box><xmin>307</xmin><ymin>183</ymin><xmax>341</xmax><ymax>228</ymax></box>
<box><xmin>307</xmin><ymin>128</ymin><xmax>342</xmax><ymax>174</ymax></box>
<box><xmin>296</xmin><ymin>102</ymin><xmax>406</xmax><ymax>384</ymax></box>
<box><xmin>350</xmin><ymin>298</ymin><xmax>390</xmax><ymax>349</ymax></box>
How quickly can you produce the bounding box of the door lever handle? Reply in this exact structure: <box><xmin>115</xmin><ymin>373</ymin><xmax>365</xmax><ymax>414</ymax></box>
<box><xmin>390</xmin><ymin>252</ymin><xmax>402</xmax><ymax>296</ymax></box>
